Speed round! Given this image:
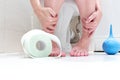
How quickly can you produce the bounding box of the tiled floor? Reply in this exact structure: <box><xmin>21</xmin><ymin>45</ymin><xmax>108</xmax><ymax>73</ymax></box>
<box><xmin>0</xmin><ymin>52</ymin><xmax>120</xmax><ymax>62</ymax></box>
<box><xmin>0</xmin><ymin>52</ymin><xmax>120</xmax><ymax>80</ymax></box>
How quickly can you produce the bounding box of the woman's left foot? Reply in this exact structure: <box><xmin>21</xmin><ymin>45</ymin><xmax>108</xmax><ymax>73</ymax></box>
<box><xmin>70</xmin><ymin>29</ymin><xmax>91</xmax><ymax>57</ymax></box>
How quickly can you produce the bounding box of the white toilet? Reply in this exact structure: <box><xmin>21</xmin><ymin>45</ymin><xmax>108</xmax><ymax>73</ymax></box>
<box><xmin>40</xmin><ymin>0</ymin><xmax>95</xmax><ymax>53</ymax></box>
<box><xmin>54</xmin><ymin>0</ymin><xmax>80</xmax><ymax>53</ymax></box>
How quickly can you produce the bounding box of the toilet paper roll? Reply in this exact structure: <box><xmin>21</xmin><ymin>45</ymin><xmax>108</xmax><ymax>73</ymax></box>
<box><xmin>21</xmin><ymin>29</ymin><xmax>62</xmax><ymax>58</ymax></box>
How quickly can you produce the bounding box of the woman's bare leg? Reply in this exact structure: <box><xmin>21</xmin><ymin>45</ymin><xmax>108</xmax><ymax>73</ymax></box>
<box><xmin>70</xmin><ymin>0</ymin><xmax>96</xmax><ymax>56</ymax></box>
<box><xmin>44</xmin><ymin>0</ymin><xmax>64</xmax><ymax>14</ymax></box>
<box><xmin>44</xmin><ymin>0</ymin><xmax>65</xmax><ymax>57</ymax></box>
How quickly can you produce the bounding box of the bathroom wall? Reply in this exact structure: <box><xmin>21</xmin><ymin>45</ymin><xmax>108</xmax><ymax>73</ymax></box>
<box><xmin>0</xmin><ymin>0</ymin><xmax>40</xmax><ymax>52</ymax></box>
<box><xmin>94</xmin><ymin>0</ymin><xmax>120</xmax><ymax>51</ymax></box>
<box><xmin>0</xmin><ymin>0</ymin><xmax>120</xmax><ymax>52</ymax></box>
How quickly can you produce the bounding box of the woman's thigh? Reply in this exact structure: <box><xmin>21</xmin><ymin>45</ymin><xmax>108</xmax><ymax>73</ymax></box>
<box><xmin>44</xmin><ymin>0</ymin><xmax>64</xmax><ymax>13</ymax></box>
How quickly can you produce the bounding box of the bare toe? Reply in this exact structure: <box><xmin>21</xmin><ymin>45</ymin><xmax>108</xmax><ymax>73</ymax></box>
<box><xmin>79</xmin><ymin>50</ymin><xmax>85</xmax><ymax>56</ymax></box>
<box><xmin>77</xmin><ymin>52</ymin><xmax>81</xmax><ymax>56</ymax></box>
<box><xmin>70</xmin><ymin>48</ymin><xmax>76</xmax><ymax>56</ymax></box>
<box><xmin>49</xmin><ymin>50</ymin><xmax>66</xmax><ymax>57</ymax></box>
<box><xmin>70</xmin><ymin>52</ymin><xmax>74</xmax><ymax>56</ymax></box>
<box><xmin>84</xmin><ymin>50</ymin><xmax>89</xmax><ymax>56</ymax></box>
<box><xmin>61</xmin><ymin>52</ymin><xmax>66</xmax><ymax>57</ymax></box>
<box><xmin>75</xmin><ymin>50</ymin><xmax>80</xmax><ymax>57</ymax></box>
<box><xmin>49</xmin><ymin>53</ymin><xmax>54</xmax><ymax>57</ymax></box>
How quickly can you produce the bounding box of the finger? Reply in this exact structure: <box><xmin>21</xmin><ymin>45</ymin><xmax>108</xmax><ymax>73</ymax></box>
<box><xmin>87</xmin><ymin>21</ymin><xmax>98</xmax><ymax>34</ymax></box>
<box><xmin>89</xmin><ymin>31</ymin><xmax>95</xmax><ymax>38</ymax></box>
<box><xmin>86</xmin><ymin>21</ymin><xmax>97</xmax><ymax>29</ymax></box>
<box><xmin>82</xmin><ymin>17</ymin><xmax>97</xmax><ymax>29</ymax></box>
<box><xmin>43</xmin><ymin>28</ymin><xmax>54</xmax><ymax>33</ymax></box>
<box><xmin>81</xmin><ymin>18</ymin><xmax>94</xmax><ymax>29</ymax></box>
<box><xmin>83</xmin><ymin>26</ymin><xmax>89</xmax><ymax>32</ymax></box>
<box><xmin>82</xmin><ymin>22</ymin><xmax>92</xmax><ymax>32</ymax></box>
<box><xmin>88</xmin><ymin>26</ymin><xmax>97</xmax><ymax>34</ymax></box>
<box><xmin>50</xmin><ymin>23</ymin><xmax>56</xmax><ymax>27</ymax></box>
<box><xmin>86</xmin><ymin>12</ymin><xmax>97</xmax><ymax>23</ymax></box>
<box><xmin>82</xmin><ymin>22</ymin><xmax>96</xmax><ymax>30</ymax></box>
<box><xmin>48</xmin><ymin>25</ymin><xmax>56</xmax><ymax>30</ymax></box>
<box><xmin>52</xmin><ymin>21</ymin><xmax>57</xmax><ymax>25</ymax></box>
<box><xmin>49</xmin><ymin>19</ymin><xmax>58</xmax><ymax>28</ymax></box>
<box><xmin>43</xmin><ymin>19</ymin><xmax>57</xmax><ymax>28</ymax></box>
<box><xmin>83</xmin><ymin>26</ymin><xmax>89</xmax><ymax>31</ymax></box>
<box><xmin>89</xmin><ymin>29</ymin><xmax>94</xmax><ymax>34</ymax></box>
<box><xmin>46</xmin><ymin>25</ymin><xmax>56</xmax><ymax>33</ymax></box>
<box><xmin>51</xmin><ymin>17</ymin><xmax>58</xmax><ymax>22</ymax></box>
<box><xmin>81</xmin><ymin>19</ymin><xmax>88</xmax><ymax>29</ymax></box>
<box><xmin>49</xmin><ymin>8</ymin><xmax>57</xmax><ymax>17</ymax></box>
<box><xmin>88</xmin><ymin>27</ymin><xmax>96</xmax><ymax>37</ymax></box>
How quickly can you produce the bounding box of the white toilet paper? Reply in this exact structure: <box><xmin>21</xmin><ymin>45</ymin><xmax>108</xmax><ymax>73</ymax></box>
<box><xmin>21</xmin><ymin>29</ymin><xmax>62</xmax><ymax>58</ymax></box>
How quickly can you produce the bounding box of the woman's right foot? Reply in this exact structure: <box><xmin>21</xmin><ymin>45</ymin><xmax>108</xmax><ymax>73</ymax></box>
<box><xmin>49</xmin><ymin>42</ymin><xmax>66</xmax><ymax>57</ymax></box>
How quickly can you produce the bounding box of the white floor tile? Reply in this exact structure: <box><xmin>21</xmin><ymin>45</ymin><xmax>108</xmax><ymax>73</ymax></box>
<box><xmin>0</xmin><ymin>52</ymin><xmax>120</xmax><ymax>80</ymax></box>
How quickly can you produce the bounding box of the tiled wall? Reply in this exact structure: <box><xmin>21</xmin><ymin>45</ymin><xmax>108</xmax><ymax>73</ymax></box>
<box><xmin>94</xmin><ymin>0</ymin><xmax>120</xmax><ymax>51</ymax></box>
<box><xmin>0</xmin><ymin>0</ymin><xmax>40</xmax><ymax>52</ymax></box>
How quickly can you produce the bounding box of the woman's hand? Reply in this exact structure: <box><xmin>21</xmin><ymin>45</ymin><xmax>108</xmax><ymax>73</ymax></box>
<box><xmin>81</xmin><ymin>0</ymin><xmax>102</xmax><ymax>36</ymax></box>
<box><xmin>30</xmin><ymin>0</ymin><xmax>58</xmax><ymax>33</ymax></box>
<box><xmin>35</xmin><ymin>7</ymin><xmax>58</xmax><ymax>33</ymax></box>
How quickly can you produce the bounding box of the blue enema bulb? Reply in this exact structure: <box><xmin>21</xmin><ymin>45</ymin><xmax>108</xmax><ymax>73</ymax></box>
<box><xmin>102</xmin><ymin>24</ymin><xmax>120</xmax><ymax>55</ymax></box>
